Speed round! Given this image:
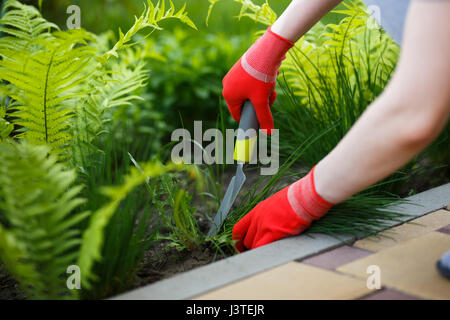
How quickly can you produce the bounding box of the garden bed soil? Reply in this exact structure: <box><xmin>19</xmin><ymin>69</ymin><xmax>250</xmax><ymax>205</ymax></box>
<box><xmin>134</xmin><ymin>241</ymin><xmax>229</xmax><ymax>289</ymax></box>
<box><xmin>0</xmin><ymin>265</ymin><xmax>25</xmax><ymax>300</ymax></box>
<box><xmin>123</xmin><ymin>164</ymin><xmax>278</xmax><ymax>294</ymax></box>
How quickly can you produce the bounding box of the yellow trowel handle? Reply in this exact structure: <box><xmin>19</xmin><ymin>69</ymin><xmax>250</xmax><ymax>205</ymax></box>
<box><xmin>233</xmin><ymin>100</ymin><xmax>259</xmax><ymax>163</ymax></box>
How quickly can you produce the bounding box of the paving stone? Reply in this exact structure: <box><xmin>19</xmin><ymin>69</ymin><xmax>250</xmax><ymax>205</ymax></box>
<box><xmin>194</xmin><ymin>262</ymin><xmax>371</xmax><ymax>300</ymax></box>
<box><xmin>380</xmin><ymin>183</ymin><xmax>450</xmax><ymax>220</ymax></box>
<box><xmin>113</xmin><ymin>233</ymin><xmax>353</xmax><ymax>300</ymax></box>
<box><xmin>300</xmin><ymin>245</ymin><xmax>373</xmax><ymax>270</ymax></box>
<box><xmin>360</xmin><ymin>288</ymin><xmax>421</xmax><ymax>300</ymax></box>
<box><xmin>338</xmin><ymin>232</ymin><xmax>450</xmax><ymax>300</ymax></box>
<box><xmin>437</xmin><ymin>224</ymin><xmax>450</xmax><ymax>235</ymax></box>
<box><xmin>354</xmin><ymin>210</ymin><xmax>450</xmax><ymax>252</ymax></box>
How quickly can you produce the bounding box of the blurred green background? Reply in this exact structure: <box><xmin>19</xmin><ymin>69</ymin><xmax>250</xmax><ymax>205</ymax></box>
<box><xmin>38</xmin><ymin>0</ymin><xmax>291</xmax><ymax>33</ymax></box>
<box><xmin>40</xmin><ymin>0</ymin><xmax>293</xmax><ymax>134</ymax></box>
<box><xmin>12</xmin><ymin>0</ymin><xmax>345</xmax><ymax>136</ymax></box>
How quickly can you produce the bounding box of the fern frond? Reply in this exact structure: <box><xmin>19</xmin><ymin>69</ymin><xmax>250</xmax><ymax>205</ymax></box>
<box><xmin>0</xmin><ymin>119</ymin><xmax>13</xmax><ymax>140</ymax></box>
<box><xmin>206</xmin><ymin>0</ymin><xmax>277</xmax><ymax>26</ymax></box>
<box><xmin>236</xmin><ymin>0</ymin><xmax>277</xmax><ymax>26</ymax></box>
<box><xmin>0</xmin><ymin>224</ymin><xmax>41</xmax><ymax>294</ymax></box>
<box><xmin>97</xmin><ymin>61</ymin><xmax>148</xmax><ymax>112</ymax></box>
<box><xmin>0</xmin><ymin>141</ymin><xmax>88</xmax><ymax>299</ymax></box>
<box><xmin>78</xmin><ymin>161</ymin><xmax>194</xmax><ymax>289</ymax></box>
<box><xmin>206</xmin><ymin>0</ymin><xmax>220</xmax><ymax>26</ymax></box>
<box><xmin>71</xmin><ymin>1</ymin><xmax>196</xmax><ymax>166</ymax></box>
<box><xmin>100</xmin><ymin>0</ymin><xmax>197</xmax><ymax>65</ymax></box>
<box><xmin>280</xmin><ymin>0</ymin><xmax>399</xmax><ymax>109</ymax></box>
<box><xmin>0</xmin><ymin>102</ymin><xmax>13</xmax><ymax>140</ymax></box>
<box><xmin>0</xmin><ymin>0</ymin><xmax>58</xmax><ymax>52</ymax></box>
<box><xmin>0</xmin><ymin>29</ymin><xmax>96</xmax><ymax>160</ymax></box>
<box><xmin>72</xmin><ymin>59</ymin><xmax>149</xmax><ymax>166</ymax></box>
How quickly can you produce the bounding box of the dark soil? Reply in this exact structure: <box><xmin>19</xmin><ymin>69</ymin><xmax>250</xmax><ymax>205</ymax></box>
<box><xmin>395</xmin><ymin>158</ymin><xmax>450</xmax><ymax>197</ymax></box>
<box><xmin>133</xmin><ymin>241</ymin><xmax>229</xmax><ymax>289</ymax></box>
<box><xmin>0</xmin><ymin>265</ymin><xmax>25</xmax><ymax>300</ymax></box>
<box><xmin>130</xmin><ymin>199</ymin><xmax>235</xmax><ymax>291</ymax></box>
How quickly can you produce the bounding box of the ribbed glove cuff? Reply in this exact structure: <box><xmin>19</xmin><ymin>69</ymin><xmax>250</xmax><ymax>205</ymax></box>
<box><xmin>287</xmin><ymin>166</ymin><xmax>335</xmax><ymax>224</ymax></box>
<box><xmin>241</xmin><ymin>27</ymin><xmax>294</xmax><ymax>84</ymax></box>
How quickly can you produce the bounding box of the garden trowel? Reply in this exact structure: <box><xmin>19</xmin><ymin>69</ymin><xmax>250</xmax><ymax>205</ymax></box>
<box><xmin>207</xmin><ymin>100</ymin><xmax>259</xmax><ymax>237</ymax></box>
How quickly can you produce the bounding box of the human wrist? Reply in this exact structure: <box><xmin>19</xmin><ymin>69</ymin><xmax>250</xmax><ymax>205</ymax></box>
<box><xmin>267</xmin><ymin>26</ymin><xmax>295</xmax><ymax>47</ymax></box>
<box><xmin>270</xmin><ymin>20</ymin><xmax>299</xmax><ymax>43</ymax></box>
<box><xmin>287</xmin><ymin>166</ymin><xmax>335</xmax><ymax>224</ymax></box>
<box><xmin>313</xmin><ymin>161</ymin><xmax>351</xmax><ymax>204</ymax></box>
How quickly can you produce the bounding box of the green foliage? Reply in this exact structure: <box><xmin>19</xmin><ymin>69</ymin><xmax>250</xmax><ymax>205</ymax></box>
<box><xmin>0</xmin><ymin>100</ymin><xmax>13</xmax><ymax>140</ymax></box>
<box><xmin>1</xmin><ymin>30</ymin><xmax>96</xmax><ymax>161</ymax></box>
<box><xmin>0</xmin><ymin>0</ymin><xmax>202</xmax><ymax>300</ymax></box>
<box><xmin>0</xmin><ymin>141</ymin><xmax>88</xmax><ymax>299</ymax></box>
<box><xmin>0</xmin><ymin>1</ymin><xmax>93</xmax><ymax>160</ymax></box>
<box><xmin>71</xmin><ymin>51</ymin><xmax>151</xmax><ymax>167</ymax></box>
<box><xmin>143</xmin><ymin>27</ymin><xmax>249</xmax><ymax>132</ymax></box>
<box><xmin>0</xmin><ymin>117</ymin><xmax>12</xmax><ymax>139</ymax></box>
<box><xmin>281</xmin><ymin>1</ymin><xmax>399</xmax><ymax>109</ymax></box>
<box><xmin>0</xmin><ymin>223</ymin><xmax>40</xmax><ymax>296</ymax></box>
<box><xmin>0</xmin><ymin>0</ymin><xmax>58</xmax><ymax>44</ymax></box>
<box><xmin>99</xmin><ymin>0</ymin><xmax>197</xmax><ymax>66</ymax></box>
<box><xmin>85</xmin><ymin>185</ymin><xmax>158</xmax><ymax>298</ymax></box>
<box><xmin>0</xmin><ymin>0</ymin><xmax>197</xmax><ymax>164</ymax></box>
<box><xmin>78</xmin><ymin>159</ymin><xmax>193</xmax><ymax>290</ymax></box>
<box><xmin>155</xmin><ymin>177</ymin><xmax>204</xmax><ymax>251</ymax></box>
<box><xmin>73</xmin><ymin>125</ymin><xmax>199</xmax><ymax>298</ymax></box>
<box><xmin>85</xmin><ymin>38</ymin><xmax>168</xmax><ymax>155</ymax></box>
<box><xmin>206</xmin><ymin>0</ymin><xmax>277</xmax><ymax>27</ymax></box>
<box><xmin>276</xmin><ymin>2</ymin><xmax>399</xmax><ymax>167</ymax></box>
<box><xmin>71</xmin><ymin>0</ymin><xmax>197</xmax><ymax>168</ymax></box>
<box><xmin>173</xmin><ymin>190</ymin><xmax>202</xmax><ymax>250</ymax></box>
<box><xmin>1</xmin><ymin>0</ymin><xmax>445</xmax><ymax>301</ymax></box>
<box><xmin>0</xmin><ymin>139</ymin><xmax>194</xmax><ymax>299</ymax></box>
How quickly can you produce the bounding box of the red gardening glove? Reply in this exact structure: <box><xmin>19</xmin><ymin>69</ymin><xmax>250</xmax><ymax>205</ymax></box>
<box><xmin>232</xmin><ymin>167</ymin><xmax>335</xmax><ymax>252</ymax></box>
<box><xmin>222</xmin><ymin>27</ymin><xmax>294</xmax><ymax>134</ymax></box>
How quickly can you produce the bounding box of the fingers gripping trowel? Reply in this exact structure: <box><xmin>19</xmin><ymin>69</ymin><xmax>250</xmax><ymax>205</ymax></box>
<box><xmin>207</xmin><ymin>100</ymin><xmax>259</xmax><ymax>237</ymax></box>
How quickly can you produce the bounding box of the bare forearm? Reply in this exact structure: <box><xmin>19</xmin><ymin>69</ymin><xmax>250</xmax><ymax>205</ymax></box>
<box><xmin>314</xmin><ymin>0</ymin><xmax>450</xmax><ymax>204</ymax></box>
<box><xmin>315</xmin><ymin>94</ymin><xmax>449</xmax><ymax>204</ymax></box>
<box><xmin>271</xmin><ymin>0</ymin><xmax>342</xmax><ymax>42</ymax></box>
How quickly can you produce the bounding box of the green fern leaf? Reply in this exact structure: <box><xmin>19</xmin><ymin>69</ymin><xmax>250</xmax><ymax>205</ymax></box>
<box><xmin>0</xmin><ymin>0</ymin><xmax>58</xmax><ymax>50</ymax></box>
<box><xmin>78</xmin><ymin>161</ymin><xmax>193</xmax><ymax>288</ymax></box>
<box><xmin>0</xmin><ymin>29</ymin><xmax>96</xmax><ymax>160</ymax></box>
<box><xmin>0</xmin><ymin>101</ymin><xmax>13</xmax><ymax>140</ymax></box>
<box><xmin>72</xmin><ymin>59</ymin><xmax>149</xmax><ymax>166</ymax></box>
<box><xmin>0</xmin><ymin>141</ymin><xmax>88</xmax><ymax>299</ymax></box>
<box><xmin>102</xmin><ymin>0</ymin><xmax>197</xmax><ymax>64</ymax></box>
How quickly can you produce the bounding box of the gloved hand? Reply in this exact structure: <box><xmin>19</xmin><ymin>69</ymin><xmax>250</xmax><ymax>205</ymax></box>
<box><xmin>222</xmin><ymin>27</ymin><xmax>294</xmax><ymax>134</ymax></box>
<box><xmin>232</xmin><ymin>167</ymin><xmax>334</xmax><ymax>252</ymax></box>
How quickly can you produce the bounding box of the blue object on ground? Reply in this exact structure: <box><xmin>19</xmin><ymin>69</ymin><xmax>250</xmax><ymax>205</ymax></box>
<box><xmin>437</xmin><ymin>251</ymin><xmax>450</xmax><ymax>279</ymax></box>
